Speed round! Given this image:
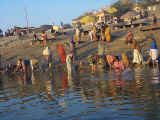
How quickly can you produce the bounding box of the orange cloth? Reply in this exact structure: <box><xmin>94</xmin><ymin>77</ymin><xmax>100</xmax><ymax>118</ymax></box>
<box><xmin>121</xmin><ymin>53</ymin><xmax>129</xmax><ymax>68</ymax></box>
<box><xmin>93</xmin><ymin>26</ymin><xmax>97</xmax><ymax>41</ymax></box>
<box><xmin>106</xmin><ymin>55</ymin><xmax>116</xmax><ymax>66</ymax></box>
<box><xmin>62</xmin><ymin>72</ymin><xmax>68</xmax><ymax>88</ymax></box>
<box><xmin>105</xmin><ymin>27</ymin><xmax>111</xmax><ymax>43</ymax></box>
<box><xmin>57</xmin><ymin>44</ymin><xmax>66</xmax><ymax>63</ymax></box>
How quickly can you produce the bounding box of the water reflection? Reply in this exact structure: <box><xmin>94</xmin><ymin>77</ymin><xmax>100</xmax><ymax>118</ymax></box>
<box><xmin>1</xmin><ymin>68</ymin><xmax>160</xmax><ymax>120</ymax></box>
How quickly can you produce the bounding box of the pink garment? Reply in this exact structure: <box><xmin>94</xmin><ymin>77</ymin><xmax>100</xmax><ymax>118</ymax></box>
<box><xmin>113</xmin><ymin>60</ymin><xmax>124</xmax><ymax>72</ymax></box>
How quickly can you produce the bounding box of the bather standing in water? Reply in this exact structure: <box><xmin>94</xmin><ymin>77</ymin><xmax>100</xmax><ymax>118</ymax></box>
<box><xmin>42</xmin><ymin>46</ymin><xmax>53</xmax><ymax>68</ymax></box>
<box><xmin>69</xmin><ymin>37</ymin><xmax>76</xmax><ymax>62</ymax></box>
<box><xmin>132</xmin><ymin>45</ymin><xmax>144</xmax><ymax>66</ymax></box>
<box><xmin>121</xmin><ymin>53</ymin><xmax>130</xmax><ymax>68</ymax></box>
<box><xmin>88</xmin><ymin>55</ymin><xmax>97</xmax><ymax>73</ymax></box>
<box><xmin>66</xmin><ymin>54</ymin><xmax>73</xmax><ymax>75</ymax></box>
<box><xmin>57</xmin><ymin>44</ymin><xmax>66</xmax><ymax>64</ymax></box>
<box><xmin>16</xmin><ymin>59</ymin><xmax>32</xmax><ymax>85</ymax></box>
<box><xmin>150</xmin><ymin>39</ymin><xmax>159</xmax><ymax>69</ymax></box>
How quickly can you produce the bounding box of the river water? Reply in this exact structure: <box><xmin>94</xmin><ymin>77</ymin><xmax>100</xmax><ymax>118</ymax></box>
<box><xmin>0</xmin><ymin>67</ymin><xmax>160</xmax><ymax>120</ymax></box>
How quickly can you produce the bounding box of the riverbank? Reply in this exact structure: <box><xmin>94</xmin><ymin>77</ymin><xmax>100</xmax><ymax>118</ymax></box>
<box><xmin>0</xmin><ymin>26</ymin><xmax>160</xmax><ymax>65</ymax></box>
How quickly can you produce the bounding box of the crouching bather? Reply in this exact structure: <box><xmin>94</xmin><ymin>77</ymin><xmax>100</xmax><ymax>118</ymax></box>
<box><xmin>106</xmin><ymin>55</ymin><xmax>124</xmax><ymax>73</ymax></box>
<box><xmin>16</xmin><ymin>58</ymin><xmax>39</xmax><ymax>73</ymax></box>
<box><xmin>16</xmin><ymin>59</ymin><xmax>31</xmax><ymax>73</ymax></box>
<box><xmin>106</xmin><ymin>53</ymin><xmax>130</xmax><ymax>73</ymax></box>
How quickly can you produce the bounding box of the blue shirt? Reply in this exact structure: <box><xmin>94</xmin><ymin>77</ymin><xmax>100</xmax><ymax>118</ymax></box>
<box><xmin>151</xmin><ymin>40</ymin><xmax>157</xmax><ymax>49</ymax></box>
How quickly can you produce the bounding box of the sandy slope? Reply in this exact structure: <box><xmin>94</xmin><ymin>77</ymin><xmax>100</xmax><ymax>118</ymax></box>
<box><xmin>0</xmin><ymin>27</ymin><xmax>159</xmax><ymax>65</ymax></box>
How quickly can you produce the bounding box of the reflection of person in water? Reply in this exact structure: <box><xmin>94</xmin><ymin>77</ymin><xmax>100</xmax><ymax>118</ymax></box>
<box><xmin>16</xmin><ymin>72</ymin><xmax>31</xmax><ymax>86</ymax></box>
<box><xmin>95</xmin><ymin>81</ymin><xmax>107</xmax><ymax>102</ymax></box>
<box><xmin>108</xmin><ymin>80</ymin><xmax>117</xmax><ymax>96</ymax></box>
<box><xmin>0</xmin><ymin>77</ymin><xmax>3</xmax><ymax>88</ymax></box>
<box><xmin>62</xmin><ymin>72</ymin><xmax>68</xmax><ymax>89</ymax></box>
<box><xmin>151</xmin><ymin>68</ymin><xmax>160</xmax><ymax>84</ymax></box>
<box><xmin>31</xmin><ymin>72</ymin><xmax>36</xmax><ymax>85</ymax></box>
<box><xmin>68</xmin><ymin>70</ymin><xmax>73</xmax><ymax>89</ymax></box>
<box><xmin>45</xmin><ymin>79</ymin><xmax>53</xmax><ymax>101</ymax></box>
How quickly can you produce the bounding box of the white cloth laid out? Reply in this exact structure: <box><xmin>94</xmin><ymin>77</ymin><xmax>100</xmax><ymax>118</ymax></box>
<box><xmin>150</xmin><ymin>49</ymin><xmax>159</xmax><ymax>61</ymax></box>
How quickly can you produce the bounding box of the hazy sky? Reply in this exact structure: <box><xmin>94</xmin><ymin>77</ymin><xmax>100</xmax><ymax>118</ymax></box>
<box><xmin>0</xmin><ymin>0</ymin><xmax>117</xmax><ymax>31</ymax></box>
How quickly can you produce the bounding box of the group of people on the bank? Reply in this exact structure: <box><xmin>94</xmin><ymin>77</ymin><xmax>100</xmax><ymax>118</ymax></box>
<box><xmin>0</xmin><ymin>27</ymin><xmax>28</xmax><ymax>38</ymax></box>
<box><xmin>74</xmin><ymin>22</ymin><xmax>111</xmax><ymax>44</ymax></box>
<box><xmin>0</xmin><ymin>22</ymin><xmax>160</xmax><ymax>80</ymax></box>
<box><xmin>87</xmin><ymin>35</ymin><xmax>159</xmax><ymax>73</ymax></box>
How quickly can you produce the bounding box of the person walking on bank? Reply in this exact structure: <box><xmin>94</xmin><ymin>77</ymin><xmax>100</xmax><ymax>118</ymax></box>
<box><xmin>93</xmin><ymin>26</ymin><xmax>97</xmax><ymax>41</ymax></box>
<box><xmin>105</xmin><ymin>25</ymin><xmax>111</xmax><ymax>43</ymax></box>
<box><xmin>89</xmin><ymin>30</ymin><xmax>94</xmax><ymax>41</ymax></box>
<box><xmin>126</xmin><ymin>30</ymin><xmax>133</xmax><ymax>45</ymax></box>
<box><xmin>41</xmin><ymin>31</ymin><xmax>47</xmax><ymax>46</ymax></box>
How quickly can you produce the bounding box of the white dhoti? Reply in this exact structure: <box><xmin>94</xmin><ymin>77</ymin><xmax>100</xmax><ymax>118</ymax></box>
<box><xmin>133</xmin><ymin>49</ymin><xmax>144</xmax><ymax>64</ymax></box>
<box><xmin>150</xmin><ymin>49</ymin><xmax>158</xmax><ymax>61</ymax></box>
<box><xmin>66</xmin><ymin>54</ymin><xmax>73</xmax><ymax>75</ymax></box>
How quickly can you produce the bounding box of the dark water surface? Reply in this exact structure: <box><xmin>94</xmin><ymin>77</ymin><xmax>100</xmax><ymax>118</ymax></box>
<box><xmin>1</xmin><ymin>67</ymin><xmax>160</xmax><ymax>120</ymax></box>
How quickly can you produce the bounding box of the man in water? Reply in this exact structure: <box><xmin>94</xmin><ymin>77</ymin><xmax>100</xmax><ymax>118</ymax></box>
<box><xmin>66</xmin><ymin>54</ymin><xmax>73</xmax><ymax>75</ymax></box>
<box><xmin>42</xmin><ymin>46</ymin><xmax>53</xmax><ymax>68</ymax></box>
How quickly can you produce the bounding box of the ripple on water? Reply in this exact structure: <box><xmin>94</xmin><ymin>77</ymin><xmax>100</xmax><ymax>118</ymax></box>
<box><xmin>0</xmin><ymin>68</ymin><xmax>160</xmax><ymax>120</ymax></box>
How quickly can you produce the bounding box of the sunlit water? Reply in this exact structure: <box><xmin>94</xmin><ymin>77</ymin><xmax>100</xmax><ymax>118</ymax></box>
<box><xmin>1</xmin><ymin>67</ymin><xmax>160</xmax><ymax>120</ymax></box>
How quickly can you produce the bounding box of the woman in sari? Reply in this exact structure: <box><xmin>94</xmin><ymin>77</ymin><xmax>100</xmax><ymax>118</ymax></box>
<box><xmin>121</xmin><ymin>53</ymin><xmax>130</xmax><ymax>68</ymax></box>
<box><xmin>57</xmin><ymin>44</ymin><xmax>66</xmax><ymax>64</ymax></box>
<box><xmin>93</xmin><ymin>26</ymin><xmax>97</xmax><ymax>41</ymax></box>
<box><xmin>106</xmin><ymin>55</ymin><xmax>116</xmax><ymax>71</ymax></box>
<box><xmin>105</xmin><ymin>25</ymin><xmax>111</xmax><ymax>43</ymax></box>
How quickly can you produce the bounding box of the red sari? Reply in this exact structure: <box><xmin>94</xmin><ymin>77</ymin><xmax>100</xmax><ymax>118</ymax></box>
<box><xmin>57</xmin><ymin>44</ymin><xmax>66</xmax><ymax>63</ymax></box>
